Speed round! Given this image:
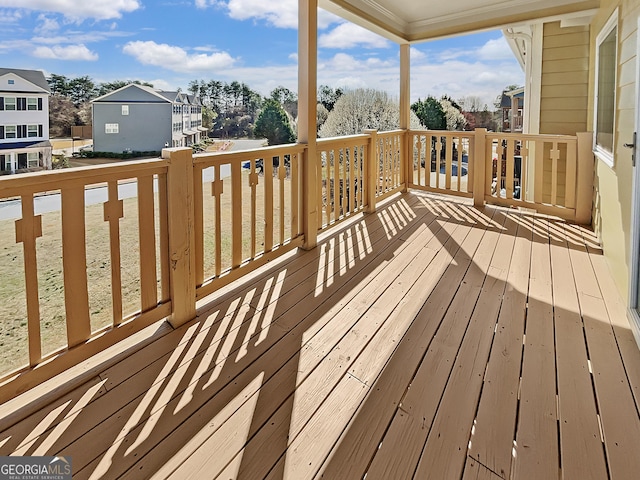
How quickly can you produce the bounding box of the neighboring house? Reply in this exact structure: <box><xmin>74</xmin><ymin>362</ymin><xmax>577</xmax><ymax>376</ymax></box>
<box><xmin>502</xmin><ymin>0</ymin><xmax>640</xmax><ymax>343</ymax></box>
<box><xmin>499</xmin><ymin>87</ymin><xmax>524</xmax><ymax>132</ymax></box>
<box><xmin>91</xmin><ymin>84</ymin><xmax>206</xmax><ymax>154</ymax></box>
<box><xmin>0</xmin><ymin>68</ymin><xmax>51</xmax><ymax>174</ymax></box>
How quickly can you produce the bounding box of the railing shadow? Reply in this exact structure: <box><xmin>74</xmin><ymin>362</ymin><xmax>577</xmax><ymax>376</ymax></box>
<box><xmin>0</xmin><ymin>192</ymin><xmax>456</xmax><ymax>478</ymax></box>
<box><xmin>1</xmin><ymin>191</ymin><xmax>619</xmax><ymax>480</ymax></box>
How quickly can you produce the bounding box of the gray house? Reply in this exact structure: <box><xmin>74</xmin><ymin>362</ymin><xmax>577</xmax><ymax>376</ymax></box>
<box><xmin>92</xmin><ymin>84</ymin><xmax>206</xmax><ymax>154</ymax></box>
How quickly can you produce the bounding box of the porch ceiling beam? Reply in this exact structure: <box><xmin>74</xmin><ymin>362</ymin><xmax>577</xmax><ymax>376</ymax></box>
<box><xmin>320</xmin><ymin>0</ymin><xmax>600</xmax><ymax>43</ymax></box>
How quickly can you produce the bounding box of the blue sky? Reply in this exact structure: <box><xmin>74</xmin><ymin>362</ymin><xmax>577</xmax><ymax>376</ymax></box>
<box><xmin>0</xmin><ymin>0</ymin><xmax>524</xmax><ymax>107</ymax></box>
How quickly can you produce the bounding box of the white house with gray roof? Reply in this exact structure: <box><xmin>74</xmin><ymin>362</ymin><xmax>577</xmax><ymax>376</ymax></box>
<box><xmin>0</xmin><ymin>68</ymin><xmax>51</xmax><ymax>174</ymax></box>
<box><xmin>91</xmin><ymin>84</ymin><xmax>206</xmax><ymax>154</ymax></box>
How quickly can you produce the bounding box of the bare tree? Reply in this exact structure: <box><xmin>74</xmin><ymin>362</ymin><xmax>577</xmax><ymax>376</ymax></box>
<box><xmin>319</xmin><ymin>88</ymin><xmax>421</xmax><ymax>138</ymax></box>
<box><xmin>458</xmin><ymin>95</ymin><xmax>485</xmax><ymax>113</ymax></box>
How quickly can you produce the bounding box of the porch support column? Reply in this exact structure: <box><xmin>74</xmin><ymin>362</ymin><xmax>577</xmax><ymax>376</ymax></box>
<box><xmin>299</xmin><ymin>0</ymin><xmax>318</xmax><ymax>250</ymax></box>
<box><xmin>400</xmin><ymin>43</ymin><xmax>411</xmax><ymax>192</ymax></box>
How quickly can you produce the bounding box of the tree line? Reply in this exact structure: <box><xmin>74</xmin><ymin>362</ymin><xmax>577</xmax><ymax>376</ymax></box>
<box><xmin>45</xmin><ymin>73</ymin><xmax>507</xmax><ymax>142</ymax></box>
<box><xmin>45</xmin><ymin>73</ymin><xmax>345</xmax><ymax>140</ymax></box>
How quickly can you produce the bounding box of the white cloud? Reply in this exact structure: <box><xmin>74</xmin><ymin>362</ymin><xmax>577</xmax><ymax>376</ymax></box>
<box><xmin>410</xmin><ymin>47</ymin><xmax>425</xmax><ymax>60</ymax></box>
<box><xmin>32</xmin><ymin>30</ymin><xmax>133</xmax><ymax>45</ymax></box>
<box><xmin>319</xmin><ymin>22</ymin><xmax>389</xmax><ymax>49</ymax></box>
<box><xmin>411</xmin><ymin>59</ymin><xmax>523</xmax><ymax>106</ymax></box>
<box><xmin>149</xmin><ymin>78</ymin><xmax>175</xmax><ymax>91</ymax></box>
<box><xmin>0</xmin><ymin>9</ymin><xmax>21</xmax><ymax>23</ymax></box>
<box><xmin>0</xmin><ymin>0</ymin><xmax>140</xmax><ymax>21</ymax></box>
<box><xmin>225</xmin><ymin>0</ymin><xmax>298</xmax><ymax>28</ymax></box>
<box><xmin>123</xmin><ymin>40</ymin><xmax>238</xmax><ymax>73</ymax></box>
<box><xmin>437</xmin><ymin>35</ymin><xmax>515</xmax><ymax>62</ymax></box>
<box><xmin>33</xmin><ymin>44</ymin><xmax>98</xmax><ymax>61</ymax></box>
<box><xmin>477</xmin><ymin>36</ymin><xmax>514</xmax><ymax>60</ymax></box>
<box><xmin>207</xmin><ymin>0</ymin><xmax>339</xmax><ymax>29</ymax></box>
<box><xmin>37</xmin><ymin>15</ymin><xmax>59</xmax><ymax>33</ymax></box>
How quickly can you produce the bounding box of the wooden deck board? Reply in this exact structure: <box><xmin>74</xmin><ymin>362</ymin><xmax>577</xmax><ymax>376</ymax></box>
<box><xmin>318</xmin><ymin>205</ymin><xmax>501</xmax><ymax>480</ymax></box>
<box><xmin>565</xmin><ymin>222</ymin><xmax>640</xmax><ymax>479</ymax></box>
<box><xmin>511</xmin><ymin>217</ymin><xmax>560</xmax><ymax>480</ymax></box>
<box><xmin>467</xmin><ymin>212</ymin><xmax>533</xmax><ymax>478</ymax></box>
<box><xmin>1</xmin><ymin>192</ymin><xmax>638</xmax><ymax>480</ymax></box>
<box><xmin>359</xmin><ymin>208</ymin><xmax>506</xmax><ymax>480</ymax></box>
<box><xmin>72</xmin><ymin>197</ymin><xmax>449</xmax><ymax>479</ymax></box>
<box><xmin>199</xmin><ymin>210</ymin><xmax>470</xmax><ymax>479</ymax></box>
<box><xmin>411</xmin><ymin>211</ymin><xmax>518</xmax><ymax>480</ymax></box>
<box><xmin>550</xmin><ymin>219</ymin><xmax>609</xmax><ymax>480</ymax></box>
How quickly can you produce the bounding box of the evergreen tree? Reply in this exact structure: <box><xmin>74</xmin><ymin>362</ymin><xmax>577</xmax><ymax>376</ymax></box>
<box><xmin>411</xmin><ymin>96</ymin><xmax>446</xmax><ymax>130</ymax></box>
<box><xmin>254</xmin><ymin>99</ymin><xmax>296</xmax><ymax>146</ymax></box>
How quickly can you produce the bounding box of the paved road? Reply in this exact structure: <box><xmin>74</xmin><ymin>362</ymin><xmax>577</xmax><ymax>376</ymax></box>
<box><xmin>0</xmin><ymin>139</ymin><xmax>269</xmax><ymax>221</ymax></box>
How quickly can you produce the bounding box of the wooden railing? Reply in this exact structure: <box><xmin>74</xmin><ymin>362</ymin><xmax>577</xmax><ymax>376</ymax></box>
<box><xmin>409</xmin><ymin>130</ymin><xmax>474</xmax><ymax>198</ymax></box>
<box><xmin>480</xmin><ymin>131</ymin><xmax>592</xmax><ymax>222</ymax></box>
<box><xmin>0</xmin><ymin>128</ymin><xmax>594</xmax><ymax>401</ymax></box>
<box><xmin>193</xmin><ymin>145</ymin><xmax>305</xmax><ymax>299</ymax></box>
<box><xmin>317</xmin><ymin>135</ymin><xmax>368</xmax><ymax>231</ymax></box>
<box><xmin>374</xmin><ymin>130</ymin><xmax>404</xmax><ymax>198</ymax></box>
<box><xmin>0</xmin><ymin>160</ymin><xmax>171</xmax><ymax>394</ymax></box>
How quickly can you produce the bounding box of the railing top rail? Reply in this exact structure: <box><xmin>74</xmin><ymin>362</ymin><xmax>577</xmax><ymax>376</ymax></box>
<box><xmin>408</xmin><ymin>129</ymin><xmax>475</xmax><ymax>135</ymax></box>
<box><xmin>193</xmin><ymin>143</ymin><xmax>307</xmax><ymax>166</ymax></box>
<box><xmin>376</xmin><ymin>129</ymin><xmax>405</xmax><ymax>137</ymax></box>
<box><xmin>0</xmin><ymin>157</ymin><xmax>168</xmax><ymax>198</ymax></box>
<box><xmin>485</xmin><ymin>132</ymin><xmax>578</xmax><ymax>141</ymax></box>
<box><xmin>317</xmin><ymin>134</ymin><xmax>371</xmax><ymax>147</ymax></box>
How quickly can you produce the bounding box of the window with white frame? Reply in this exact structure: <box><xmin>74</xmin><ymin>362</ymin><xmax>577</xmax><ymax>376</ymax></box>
<box><xmin>27</xmin><ymin>125</ymin><xmax>38</xmax><ymax>137</ymax></box>
<box><xmin>105</xmin><ymin>123</ymin><xmax>119</xmax><ymax>134</ymax></box>
<box><xmin>27</xmin><ymin>152</ymin><xmax>39</xmax><ymax>168</ymax></box>
<box><xmin>594</xmin><ymin>10</ymin><xmax>618</xmax><ymax>166</ymax></box>
<box><xmin>122</xmin><ymin>105</ymin><xmax>129</xmax><ymax>115</ymax></box>
<box><xmin>5</xmin><ymin>125</ymin><xmax>16</xmax><ymax>138</ymax></box>
<box><xmin>4</xmin><ymin>97</ymin><xmax>15</xmax><ymax>111</ymax></box>
<box><xmin>27</xmin><ymin>98</ymin><xmax>37</xmax><ymax>110</ymax></box>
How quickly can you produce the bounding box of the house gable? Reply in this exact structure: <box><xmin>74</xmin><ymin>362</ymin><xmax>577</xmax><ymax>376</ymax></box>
<box><xmin>0</xmin><ymin>69</ymin><xmax>50</xmax><ymax>94</ymax></box>
<box><xmin>92</xmin><ymin>84</ymin><xmax>171</xmax><ymax>104</ymax></box>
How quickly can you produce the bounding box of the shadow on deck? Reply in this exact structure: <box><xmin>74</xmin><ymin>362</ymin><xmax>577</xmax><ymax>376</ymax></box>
<box><xmin>1</xmin><ymin>191</ymin><xmax>639</xmax><ymax>480</ymax></box>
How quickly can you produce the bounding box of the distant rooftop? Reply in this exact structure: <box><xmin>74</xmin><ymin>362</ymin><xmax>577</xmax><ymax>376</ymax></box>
<box><xmin>0</xmin><ymin>68</ymin><xmax>50</xmax><ymax>93</ymax></box>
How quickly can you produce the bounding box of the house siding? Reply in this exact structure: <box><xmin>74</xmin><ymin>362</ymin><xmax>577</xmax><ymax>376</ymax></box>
<box><xmin>93</xmin><ymin>103</ymin><xmax>171</xmax><ymax>153</ymax></box>
<box><xmin>540</xmin><ymin>22</ymin><xmax>590</xmax><ymax>136</ymax></box>
<box><xmin>590</xmin><ymin>0</ymin><xmax>640</xmax><ymax>303</ymax></box>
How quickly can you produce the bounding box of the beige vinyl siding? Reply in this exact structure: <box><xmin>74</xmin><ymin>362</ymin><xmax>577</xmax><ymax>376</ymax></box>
<box><xmin>540</xmin><ymin>22</ymin><xmax>590</xmax><ymax>136</ymax></box>
<box><xmin>590</xmin><ymin>0</ymin><xmax>640</xmax><ymax>303</ymax></box>
<box><xmin>538</xmin><ymin>23</ymin><xmax>590</xmax><ymax>206</ymax></box>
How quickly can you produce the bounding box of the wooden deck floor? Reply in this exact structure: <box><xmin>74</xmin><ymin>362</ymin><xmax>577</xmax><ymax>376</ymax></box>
<box><xmin>1</xmin><ymin>192</ymin><xmax>640</xmax><ymax>480</ymax></box>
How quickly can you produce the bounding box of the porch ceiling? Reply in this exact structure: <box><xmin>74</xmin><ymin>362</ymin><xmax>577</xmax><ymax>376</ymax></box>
<box><xmin>320</xmin><ymin>0</ymin><xmax>600</xmax><ymax>42</ymax></box>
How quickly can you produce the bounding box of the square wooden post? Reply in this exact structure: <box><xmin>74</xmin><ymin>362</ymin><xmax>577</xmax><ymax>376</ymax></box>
<box><xmin>575</xmin><ymin>132</ymin><xmax>594</xmax><ymax>224</ymax></box>
<box><xmin>163</xmin><ymin>147</ymin><xmax>196</xmax><ymax>328</ymax></box>
<box><xmin>400</xmin><ymin>43</ymin><xmax>411</xmax><ymax>192</ymax></box>
<box><xmin>364</xmin><ymin>129</ymin><xmax>379</xmax><ymax>213</ymax></box>
<box><xmin>298</xmin><ymin>0</ymin><xmax>318</xmax><ymax>250</ymax></box>
<box><xmin>473</xmin><ymin>128</ymin><xmax>487</xmax><ymax>208</ymax></box>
